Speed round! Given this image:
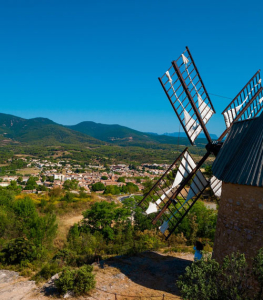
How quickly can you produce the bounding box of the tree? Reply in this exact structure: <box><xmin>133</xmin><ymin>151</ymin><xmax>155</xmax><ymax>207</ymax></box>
<box><xmin>142</xmin><ymin>179</ymin><xmax>154</xmax><ymax>196</ymax></box>
<box><xmin>1</xmin><ymin>237</ymin><xmax>37</xmax><ymax>265</ymax></box>
<box><xmin>17</xmin><ymin>176</ymin><xmax>23</xmax><ymax>184</ymax></box>
<box><xmin>37</xmin><ymin>184</ymin><xmax>48</xmax><ymax>191</ymax></box>
<box><xmin>49</xmin><ymin>186</ymin><xmax>63</xmax><ymax>198</ymax></box>
<box><xmin>117</xmin><ymin>177</ymin><xmax>125</xmax><ymax>183</ymax></box>
<box><xmin>82</xmin><ymin>201</ymin><xmax>130</xmax><ymax>240</ymax></box>
<box><xmin>62</xmin><ymin>192</ymin><xmax>75</xmax><ymax>203</ymax></box>
<box><xmin>101</xmin><ymin>176</ymin><xmax>108</xmax><ymax>180</ymax></box>
<box><xmin>204</xmin><ymin>165</ymin><xmax>213</xmax><ymax>178</ymax></box>
<box><xmin>79</xmin><ymin>187</ymin><xmax>87</xmax><ymax>198</ymax></box>
<box><xmin>46</xmin><ymin>175</ymin><xmax>54</xmax><ymax>182</ymax></box>
<box><xmin>63</xmin><ymin>179</ymin><xmax>79</xmax><ymax>191</ymax></box>
<box><xmin>25</xmin><ymin>176</ymin><xmax>38</xmax><ymax>190</ymax></box>
<box><xmin>126</xmin><ymin>182</ymin><xmax>139</xmax><ymax>193</ymax></box>
<box><xmin>41</xmin><ymin>175</ymin><xmax>46</xmax><ymax>183</ymax></box>
<box><xmin>7</xmin><ymin>180</ymin><xmax>21</xmax><ymax>193</ymax></box>
<box><xmin>91</xmin><ymin>182</ymin><xmax>105</xmax><ymax>192</ymax></box>
<box><xmin>122</xmin><ymin>197</ymin><xmax>154</xmax><ymax>231</ymax></box>
<box><xmin>104</xmin><ymin>185</ymin><xmax>120</xmax><ymax>195</ymax></box>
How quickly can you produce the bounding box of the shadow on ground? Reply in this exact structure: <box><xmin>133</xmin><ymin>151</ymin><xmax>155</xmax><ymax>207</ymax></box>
<box><xmin>100</xmin><ymin>251</ymin><xmax>192</xmax><ymax>296</ymax></box>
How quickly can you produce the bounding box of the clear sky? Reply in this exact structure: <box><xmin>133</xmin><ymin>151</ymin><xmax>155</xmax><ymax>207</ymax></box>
<box><xmin>0</xmin><ymin>0</ymin><xmax>262</xmax><ymax>136</ymax></box>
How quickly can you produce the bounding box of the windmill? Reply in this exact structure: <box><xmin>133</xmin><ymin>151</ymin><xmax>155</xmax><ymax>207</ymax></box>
<box><xmin>138</xmin><ymin>47</ymin><xmax>263</xmax><ymax>240</ymax></box>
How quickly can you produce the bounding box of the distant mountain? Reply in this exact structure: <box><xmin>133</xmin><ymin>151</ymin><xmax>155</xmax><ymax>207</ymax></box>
<box><xmin>0</xmin><ymin>113</ymin><xmax>210</xmax><ymax>148</ymax></box>
<box><xmin>144</xmin><ymin>132</ymin><xmax>159</xmax><ymax>136</ymax></box>
<box><xmin>0</xmin><ymin>113</ymin><xmax>103</xmax><ymax>146</ymax></box>
<box><xmin>163</xmin><ymin>132</ymin><xmax>218</xmax><ymax>140</ymax></box>
<box><xmin>66</xmin><ymin>121</ymin><xmax>207</xmax><ymax>147</ymax></box>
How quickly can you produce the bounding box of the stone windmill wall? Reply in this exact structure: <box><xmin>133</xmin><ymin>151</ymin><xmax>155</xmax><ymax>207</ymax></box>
<box><xmin>212</xmin><ymin>113</ymin><xmax>263</xmax><ymax>264</ymax></box>
<box><xmin>213</xmin><ymin>182</ymin><xmax>263</xmax><ymax>265</ymax></box>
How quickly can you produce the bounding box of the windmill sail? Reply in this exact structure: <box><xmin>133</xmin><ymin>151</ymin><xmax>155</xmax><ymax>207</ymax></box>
<box><xmin>145</xmin><ymin>151</ymin><xmax>196</xmax><ymax>214</ymax></box>
<box><xmin>248</xmin><ymin>97</ymin><xmax>263</xmax><ymax>118</ymax></box>
<box><xmin>186</xmin><ymin>170</ymin><xmax>208</xmax><ymax>201</ymax></box>
<box><xmin>158</xmin><ymin>169</ymin><xmax>208</xmax><ymax>234</ymax></box>
<box><xmin>222</xmin><ymin>72</ymin><xmax>262</xmax><ymax>128</ymax></box>
<box><xmin>140</xmin><ymin>47</ymin><xmax>263</xmax><ymax>240</ymax></box>
<box><xmin>182</xmin><ymin>54</ymin><xmax>214</xmax><ymax>125</ymax></box>
<box><xmin>210</xmin><ymin>176</ymin><xmax>222</xmax><ymax>197</ymax></box>
<box><xmin>159</xmin><ymin>48</ymin><xmax>215</xmax><ymax>145</ymax></box>
<box><xmin>165</xmin><ymin>70</ymin><xmax>203</xmax><ymax>143</ymax></box>
<box><xmin>197</xmin><ymin>94</ymin><xmax>214</xmax><ymax>124</ymax></box>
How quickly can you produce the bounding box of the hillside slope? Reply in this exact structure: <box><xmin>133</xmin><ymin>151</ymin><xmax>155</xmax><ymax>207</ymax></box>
<box><xmin>0</xmin><ymin>113</ymin><xmax>103</xmax><ymax>146</ymax></box>
<box><xmin>67</xmin><ymin>121</ymin><xmax>208</xmax><ymax>147</ymax></box>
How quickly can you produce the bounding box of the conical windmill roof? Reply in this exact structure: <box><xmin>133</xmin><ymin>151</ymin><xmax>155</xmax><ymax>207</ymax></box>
<box><xmin>212</xmin><ymin>113</ymin><xmax>263</xmax><ymax>187</ymax></box>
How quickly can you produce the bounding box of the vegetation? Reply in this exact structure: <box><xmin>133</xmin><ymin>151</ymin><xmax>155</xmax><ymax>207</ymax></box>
<box><xmin>55</xmin><ymin>265</ymin><xmax>95</xmax><ymax>296</ymax></box>
<box><xmin>177</xmin><ymin>250</ymin><xmax>263</xmax><ymax>300</ymax></box>
<box><xmin>0</xmin><ymin>164</ymin><xmax>217</xmax><ymax>297</ymax></box>
<box><xmin>0</xmin><ymin>191</ymin><xmax>57</xmax><ymax>266</ymax></box>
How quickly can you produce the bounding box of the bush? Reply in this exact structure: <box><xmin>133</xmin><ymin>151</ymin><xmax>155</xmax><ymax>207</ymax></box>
<box><xmin>177</xmin><ymin>250</ymin><xmax>263</xmax><ymax>300</ymax></box>
<box><xmin>0</xmin><ymin>238</ymin><xmax>37</xmax><ymax>265</ymax></box>
<box><xmin>55</xmin><ymin>267</ymin><xmax>74</xmax><ymax>294</ymax></box>
<box><xmin>61</xmin><ymin>192</ymin><xmax>75</xmax><ymax>203</ymax></box>
<box><xmin>33</xmin><ymin>262</ymin><xmax>60</xmax><ymax>282</ymax></box>
<box><xmin>55</xmin><ymin>265</ymin><xmax>95</xmax><ymax>296</ymax></box>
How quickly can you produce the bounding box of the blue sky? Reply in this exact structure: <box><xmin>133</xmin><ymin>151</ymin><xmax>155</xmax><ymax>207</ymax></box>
<box><xmin>0</xmin><ymin>0</ymin><xmax>262</xmax><ymax>136</ymax></box>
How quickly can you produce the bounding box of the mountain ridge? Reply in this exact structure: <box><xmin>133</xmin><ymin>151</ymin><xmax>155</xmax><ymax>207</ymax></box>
<box><xmin>0</xmin><ymin>112</ymin><xmax>212</xmax><ymax>147</ymax></box>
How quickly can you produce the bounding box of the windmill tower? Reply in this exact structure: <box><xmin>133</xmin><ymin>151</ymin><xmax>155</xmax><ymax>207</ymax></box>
<box><xmin>138</xmin><ymin>47</ymin><xmax>263</xmax><ymax>247</ymax></box>
<box><xmin>211</xmin><ymin>113</ymin><xmax>263</xmax><ymax>265</ymax></box>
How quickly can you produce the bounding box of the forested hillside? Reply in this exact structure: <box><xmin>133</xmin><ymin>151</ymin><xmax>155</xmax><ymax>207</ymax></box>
<box><xmin>0</xmin><ymin>113</ymin><xmax>103</xmax><ymax>146</ymax></box>
<box><xmin>67</xmin><ymin>121</ymin><xmax>209</xmax><ymax>147</ymax></box>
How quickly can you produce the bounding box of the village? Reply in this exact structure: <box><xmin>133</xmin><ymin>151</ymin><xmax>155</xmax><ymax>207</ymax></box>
<box><xmin>0</xmin><ymin>157</ymin><xmax>169</xmax><ymax>193</ymax></box>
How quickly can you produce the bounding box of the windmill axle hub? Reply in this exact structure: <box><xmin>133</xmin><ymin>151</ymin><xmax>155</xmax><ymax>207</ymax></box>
<box><xmin>205</xmin><ymin>141</ymin><xmax>223</xmax><ymax>157</ymax></box>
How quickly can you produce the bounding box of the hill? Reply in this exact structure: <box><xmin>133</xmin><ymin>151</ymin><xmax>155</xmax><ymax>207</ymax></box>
<box><xmin>66</xmin><ymin>121</ymin><xmax>208</xmax><ymax>147</ymax></box>
<box><xmin>0</xmin><ymin>113</ymin><xmax>103</xmax><ymax>146</ymax></box>
<box><xmin>163</xmin><ymin>132</ymin><xmax>218</xmax><ymax>139</ymax></box>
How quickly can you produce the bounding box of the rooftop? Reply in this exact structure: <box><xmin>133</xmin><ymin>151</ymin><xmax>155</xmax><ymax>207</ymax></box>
<box><xmin>212</xmin><ymin>113</ymin><xmax>263</xmax><ymax>187</ymax></box>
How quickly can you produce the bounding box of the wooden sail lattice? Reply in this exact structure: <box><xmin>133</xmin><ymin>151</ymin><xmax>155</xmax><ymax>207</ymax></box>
<box><xmin>159</xmin><ymin>47</ymin><xmax>215</xmax><ymax>144</ymax></box>
<box><xmin>138</xmin><ymin>148</ymin><xmax>209</xmax><ymax>239</ymax></box>
<box><xmin>137</xmin><ymin>46</ymin><xmax>263</xmax><ymax>239</ymax></box>
<box><xmin>221</xmin><ymin>71</ymin><xmax>263</xmax><ymax>128</ymax></box>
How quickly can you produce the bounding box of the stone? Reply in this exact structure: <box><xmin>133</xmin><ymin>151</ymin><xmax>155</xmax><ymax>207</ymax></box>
<box><xmin>64</xmin><ymin>290</ymin><xmax>75</xmax><ymax>298</ymax></box>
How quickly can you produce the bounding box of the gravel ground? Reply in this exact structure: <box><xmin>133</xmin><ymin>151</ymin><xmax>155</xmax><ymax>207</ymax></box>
<box><xmin>0</xmin><ymin>251</ymin><xmax>193</xmax><ymax>300</ymax></box>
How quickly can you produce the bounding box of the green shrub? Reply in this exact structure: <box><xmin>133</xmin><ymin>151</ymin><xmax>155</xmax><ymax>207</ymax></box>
<box><xmin>177</xmin><ymin>250</ymin><xmax>263</xmax><ymax>300</ymax></box>
<box><xmin>0</xmin><ymin>237</ymin><xmax>37</xmax><ymax>265</ymax></box>
<box><xmin>55</xmin><ymin>265</ymin><xmax>95</xmax><ymax>296</ymax></box>
<box><xmin>55</xmin><ymin>267</ymin><xmax>74</xmax><ymax>294</ymax></box>
<box><xmin>33</xmin><ymin>262</ymin><xmax>61</xmax><ymax>282</ymax></box>
<box><xmin>53</xmin><ymin>249</ymin><xmax>78</xmax><ymax>266</ymax></box>
<box><xmin>73</xmin><ymin>265</ymin><xmax>96</xmax><ymax>295</ymax></box>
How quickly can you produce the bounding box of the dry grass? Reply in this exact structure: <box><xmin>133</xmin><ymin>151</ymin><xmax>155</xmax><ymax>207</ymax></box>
<box><xmin>18</xmin><ymin>168</ymin><xmax>40</xmax><ymax>175</ymax></box>
<box><xmin>54</xmin><ymin>211</ymin><xmax>84</xmax><ymax>248</ymax></box>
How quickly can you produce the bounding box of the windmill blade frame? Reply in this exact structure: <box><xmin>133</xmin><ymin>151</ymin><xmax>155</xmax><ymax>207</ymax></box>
<box><xmin>158</xmin><ymin>47</ymin><xmax>215</xmax><ymax>145</ymax></box>
<box><xmin>138</xmin><ymin>46</ymin><xmax>263</xmax><ymax>240</ymax></box>
<box><xmin>138</xmin><ymin>149</ymin><xmax>210</xmax><ymax>240</ymax></box>
<box><xmin>220</xmin><ymin>70</ymin><xmax>262</xmax><ymax>130</ymax></box>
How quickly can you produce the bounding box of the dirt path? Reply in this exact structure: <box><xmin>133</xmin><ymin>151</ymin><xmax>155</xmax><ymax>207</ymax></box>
<box><xmin>83</xmin><ymin>251</ymin><xmax>193</xmax><ymax>300</ymax></box>
<box><xmin>0</xmin><ymin>251</ymin><xmax>193</xmax><ymax>300</ymax></box>
<box><xmin>55</xmin><ymin>214</ymin><xmax>84</xmax><ymax>248</ymax></box>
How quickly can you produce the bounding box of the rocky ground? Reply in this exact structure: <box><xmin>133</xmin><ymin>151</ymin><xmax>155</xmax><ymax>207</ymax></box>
<box><xmin>0</xmin><ymin>251</ymin><xmax>193</xmax><ymax>300</ymax></box>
